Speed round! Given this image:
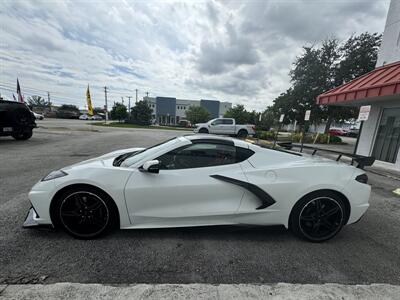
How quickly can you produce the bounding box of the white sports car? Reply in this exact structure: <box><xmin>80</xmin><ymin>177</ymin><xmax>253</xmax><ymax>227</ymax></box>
<box><xmin>24</xmin><ymin>135</ymin><xmax>372</xmax><ymax>242</ymax></box>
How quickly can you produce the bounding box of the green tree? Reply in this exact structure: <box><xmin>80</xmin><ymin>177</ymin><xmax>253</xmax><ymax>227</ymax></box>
<box><xmin>110</xmin><ymin>102</ymin><xmax>127</xmax><ymax>122</ymax></box>
<box><xmin>27</xmin><ymin>95</ymin><xmax>50</xmax><ymax>108</ymax></box>
<box><xmin>224</xmin><ymin>104</ymin><xmax>252</xmax><ymax>124</ymax></box>
<box><xmin>185</xmin><ymin>106</ymin><xmax>210</xmax><ymax>124</ymax></box>
<box><xmin>93</xmin><ymin>107</ymin><xmax>105</xmax><ymax>115</ymax></box>
<box><xmin>129</xmin><ymin>100</ymin><xmax>152</xmax><ymax>125</ymax></box>
<box><xmin>272</xmin><ymin>32</ymin><xmax>381</xmax><ymax>132</ymax></box>
<box><xmin>56</xmin><ymin>104</ymin><xmax>80</xmax><ymax>119</ymax></box>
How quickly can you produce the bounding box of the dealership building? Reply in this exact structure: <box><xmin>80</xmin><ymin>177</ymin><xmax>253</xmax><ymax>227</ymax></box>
<box><xmin>143</xmin><ymin>96</ymin><xmax>232</xmax><ymax>125</ymax></box>
<box><xmin>317</xmin><ymin>0</ymin><xmax>400</xmax><ymax>170</ymax></box>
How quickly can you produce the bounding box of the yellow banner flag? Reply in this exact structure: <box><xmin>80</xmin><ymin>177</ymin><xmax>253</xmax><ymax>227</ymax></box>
<box><xmin>86</xmin><ymin>85</ymin><xmax>93</xmax><ymax>116</ymax></box>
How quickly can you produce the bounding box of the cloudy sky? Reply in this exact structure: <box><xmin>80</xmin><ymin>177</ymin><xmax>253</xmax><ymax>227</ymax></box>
<box><xmin>0</xmin><ymin>0</ymin><xmax>390</xmax><ymax>111</ymax></box>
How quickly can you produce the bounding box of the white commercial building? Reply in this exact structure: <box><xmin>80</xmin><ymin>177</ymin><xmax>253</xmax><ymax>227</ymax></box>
<box><xmin>317</xmin><ymin>0</ymin><xmax>400</xmax><ymax>170</ymax></box>
<box><xmin>144</xmin><ymin>96</ymin><xmax>232</xmax><ymax>125</ymax></box>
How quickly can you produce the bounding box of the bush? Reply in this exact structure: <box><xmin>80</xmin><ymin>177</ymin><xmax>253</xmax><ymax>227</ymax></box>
<box><xmin>255</xmin><ymin>130</ymin><xmax>276</xmax><ymax>140</ymax></box>
<box><xmin>291</xmin><ymin>133</ymin><xmax>342</xmax><ymax>144</ymax></box>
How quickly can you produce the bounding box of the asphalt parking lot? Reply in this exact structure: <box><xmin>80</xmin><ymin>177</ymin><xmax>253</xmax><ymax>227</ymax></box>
<box><xmin>1</xmin><ymin>119</ymin><xmax>400</xmax><ymax>285</ymax></box>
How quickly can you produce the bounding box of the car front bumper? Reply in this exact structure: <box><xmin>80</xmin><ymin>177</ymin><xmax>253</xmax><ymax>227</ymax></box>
<box><xmin>23</xmin><ymin>207</ymin><xmax>53</xmax><ymax>228</ymax></box>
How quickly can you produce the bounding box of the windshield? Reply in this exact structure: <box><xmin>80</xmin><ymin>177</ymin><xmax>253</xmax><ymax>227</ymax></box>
<box><xmin>120</xmin><ymin>137</ymin><xmax>181</xmax><ymax>167</ymax></box>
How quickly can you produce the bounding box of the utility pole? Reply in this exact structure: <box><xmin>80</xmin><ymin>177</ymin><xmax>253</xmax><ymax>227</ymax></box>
<box><xmin>47</xmin><ymin>91</ymin><xmax>51</xmax><ymax>111</ymax></box>
<box><xmin>104</xmin><ymin>86</ymin><xmax>108</xmax><ymax>123</ymax></box>
<box><xmin>127</xmin><ymin>96</ymin><xmax>132</xmax><ymax>116</ymax></box>
<box><xmin>121</xmin><ymin>96</ymin><xmax>124</xmax><ymax>104</ymax></box>
<box><xmin>146</xmin><ymin>91</ymin><xmax>149</xmax><ymax>98</ymax></box>
<box><xmin>135</xmin><ymin>89</ymin><xmax>138</xmax><ymax>103</ymax></box>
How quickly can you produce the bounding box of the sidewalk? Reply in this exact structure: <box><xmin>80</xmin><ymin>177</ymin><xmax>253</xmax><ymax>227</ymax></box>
<box><xmin>1</xmin><ymin>283</ymin><xmax>399</xmax><ymax>300</ymax></box>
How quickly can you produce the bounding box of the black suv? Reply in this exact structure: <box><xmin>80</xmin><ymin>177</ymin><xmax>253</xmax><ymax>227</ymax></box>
<box><xmin>0</xmin><ymin>100</ymin><xmax>36</xmax><ymax>140</ymax></box>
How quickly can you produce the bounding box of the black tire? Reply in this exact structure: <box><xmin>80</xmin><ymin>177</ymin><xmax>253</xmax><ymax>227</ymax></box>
<box><xmin>52</xmin><ymin>186</ymin><xmax>118</xmax><ymax>239</ymax></box>
<box><xmin>12</xmin><ymin>129</ymin><xmax>33</xmax><ymax>140</ymax></box>
<box><xmin>237</xmin><ymin>129</ymin><xmax>248</xmax><ymax>138</ymax></box>
<box><xmin>289</xmin><ymin>191</ymin><xmax>347</xmax><ymax>242</ymax></box>
<box><xmin>199</xmin><ymin>128</ymin><xmax>209</xmax><ymax>134</ymax></box>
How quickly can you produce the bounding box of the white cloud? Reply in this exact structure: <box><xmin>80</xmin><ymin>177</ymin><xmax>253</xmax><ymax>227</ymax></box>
<box><xmin>0</xmin><ymin>0</ymin><xmax>389</xmax><ymax>111</ymax></box>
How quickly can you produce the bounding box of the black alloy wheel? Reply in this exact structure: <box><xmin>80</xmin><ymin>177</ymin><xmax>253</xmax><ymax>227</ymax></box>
<box><xmin>290</xmin><ymin>192</ymin><xmax>346</xmax><ymax>242</ymax></box>
<box><xmin>59</xmin><ymin>191</ymin><xmax>110</xmax><ymax>239</ymax></box>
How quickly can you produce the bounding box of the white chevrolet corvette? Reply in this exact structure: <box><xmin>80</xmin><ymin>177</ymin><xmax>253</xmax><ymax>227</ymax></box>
<box><xmin>24</xmin><ymin>135</ymin><xmax>373</xmax><ymax>242</ymax></box>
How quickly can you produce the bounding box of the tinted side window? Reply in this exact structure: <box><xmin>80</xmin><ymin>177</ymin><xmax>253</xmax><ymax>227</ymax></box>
<box><xmin>158</xmin><ymin>143</ymin><xmax>236</xmax><ymax>170</ymax></box>
<box><xmin>236</xmin><ymin>147</ymin><xmax>255</xmax><ymax>162</ymax></box>
<box><xmin>211</xmin><ymin>119</ymin><xmax>223</xmax><ymax>125</ymax></box>
<box><xmin>222</xmin><ymin>119</ymin><xmax>233</xmax><ymax>125</ymax></box>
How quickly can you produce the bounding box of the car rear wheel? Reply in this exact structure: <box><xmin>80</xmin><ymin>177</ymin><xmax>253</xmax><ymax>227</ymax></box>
<box><xmin>199</xmin><ymin>128</ymin><xmax>208</xmax><ymax>134</ymax></box>
<box><xmin>237</xmin><ymin>129</ymin><xmax>248</xmax><ymax>138</ymax></box>
<box><xmin>289</xmin><ymin>191</ymin><xmax>347</xmax><ymax>242</ymax></box>
<box><xmin>55</xmin><ymin>187</ymin><xmax>117</xmax><ymax>239</ymax></box>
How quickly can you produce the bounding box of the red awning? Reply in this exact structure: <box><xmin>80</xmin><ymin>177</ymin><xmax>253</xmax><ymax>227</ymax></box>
<box><xmin>316</xmin><ymin>61</ymin><xmax>400</xmax><ymax>105</ymax></box>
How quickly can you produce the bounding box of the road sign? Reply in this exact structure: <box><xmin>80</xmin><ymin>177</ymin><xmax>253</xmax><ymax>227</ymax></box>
<box><xmin>358</xmin><ymin>105</ymin><xmax>371</xmax><ymax>121</ymax></box>
<box><xmin>279</xmin><ymin>114</ymin><xmax>285</xmax><ymax>123</ymax></box>
<box><xmin>304</xmin><ymin>110</ymin><xmax>311</xmax><ymax>121</ymax></box>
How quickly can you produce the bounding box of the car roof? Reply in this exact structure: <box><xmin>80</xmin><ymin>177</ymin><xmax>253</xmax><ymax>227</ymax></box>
<box><xmin>184</xmin><ymin>134</ymin><xmax>250</xmax><ymax>148</ymax></box>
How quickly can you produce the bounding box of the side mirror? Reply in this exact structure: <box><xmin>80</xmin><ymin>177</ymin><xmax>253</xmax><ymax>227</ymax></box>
<box><xmin>141</xmin><ymin>160</ymin><xmax>160</xmax><ymax>174</ymax></box>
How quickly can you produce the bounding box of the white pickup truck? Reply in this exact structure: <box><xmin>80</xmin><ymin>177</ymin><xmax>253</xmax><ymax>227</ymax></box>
<box><xmin>193</xmin><ymin>118</ymin><xmax>256</xmax><ymax>138</ymax></box>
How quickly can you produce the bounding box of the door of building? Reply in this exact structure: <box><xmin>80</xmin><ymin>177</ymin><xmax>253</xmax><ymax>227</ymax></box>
<box><xmin>372</xmin><ymin>107</ymin><xmax>400</xmax><ymax>164</ymax></box>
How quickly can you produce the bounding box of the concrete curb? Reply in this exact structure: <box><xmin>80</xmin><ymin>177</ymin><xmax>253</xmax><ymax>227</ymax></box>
<box><xmin>1</xmin><ymin>283</ymin><xmax>399</xmax><ymax>299</ymax></box>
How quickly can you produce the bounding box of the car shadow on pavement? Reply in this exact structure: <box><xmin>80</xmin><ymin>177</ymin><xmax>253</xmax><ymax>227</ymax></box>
<box><xmin>24</xmin><ymin>224</ymin><xmax>291</xmax><ymax>242</ymax></box>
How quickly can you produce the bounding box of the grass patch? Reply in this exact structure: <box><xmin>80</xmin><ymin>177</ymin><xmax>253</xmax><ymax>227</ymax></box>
<box><xmin>92</xmin><ymin>122</ymin><xmax>192</xmax><ymax>131</ymax></box>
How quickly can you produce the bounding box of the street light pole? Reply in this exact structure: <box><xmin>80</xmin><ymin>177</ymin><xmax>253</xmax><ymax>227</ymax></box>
<box><xmin>127</xmin><ymin>96</ymin><xmax>132</xmax><ymax>117</ymax></box>
<box><xmin>104</xmin><ymin>86</ymin><xmax>108</xmax><ymax>124</ymax></box>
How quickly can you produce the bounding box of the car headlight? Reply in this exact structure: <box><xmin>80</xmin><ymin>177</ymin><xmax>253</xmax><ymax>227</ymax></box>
<box><xmin>42</xmin><ymin>170</ymin><xmax>68</xmax><ymax>181</ymax></box>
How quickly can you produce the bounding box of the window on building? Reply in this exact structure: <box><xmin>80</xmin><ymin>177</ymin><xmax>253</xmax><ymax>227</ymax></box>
<box><xmin>372</xmin><ymin>108</ymin><xmax>400</xmax><ymax>163</ymax></box>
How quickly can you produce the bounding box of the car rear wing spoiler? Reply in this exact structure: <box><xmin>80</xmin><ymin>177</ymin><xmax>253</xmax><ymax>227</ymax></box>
<box><xmin>276</xmin><ymin>142</ymin><xmax>375</xmax><ymax>169</ymax></box>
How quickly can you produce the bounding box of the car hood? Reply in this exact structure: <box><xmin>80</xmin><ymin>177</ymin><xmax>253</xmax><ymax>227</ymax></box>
<box><xmin>62</xmin><ymin>147</ymin><xmax>145</xmax><ymax>170</ymax></box>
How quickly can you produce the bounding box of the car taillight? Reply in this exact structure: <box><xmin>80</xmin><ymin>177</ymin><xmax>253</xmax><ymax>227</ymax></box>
<box><xmin>355</xmin><ymin>174</ymin><xmax>368</xmax><ymax>184</ymax></box>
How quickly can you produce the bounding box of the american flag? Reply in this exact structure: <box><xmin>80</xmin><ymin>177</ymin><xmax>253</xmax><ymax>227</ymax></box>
<box><xmin>17</xmin><ymin>78</ymin><xmax>24</xmax><ymax>103</ymax></box>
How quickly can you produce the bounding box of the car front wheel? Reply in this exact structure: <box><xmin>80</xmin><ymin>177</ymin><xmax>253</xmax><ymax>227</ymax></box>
<box><xmin>199</xmin><ymin>128</ymin><xmax>208</xmax><ymax>134</ymax></box>
<box><xmin>12</xmin><ymin>129</ymin><xmax>33</xmax><ymax>140</ymax></box>
<box><xmin>54</xmin><ymin>187</ymin><xmax>117</xmax><ymax>239</ymax></box>
<box><xmin>289</xmin><ymin>191</ymin><xmax>347</xmax><ymax>242</ymax></box>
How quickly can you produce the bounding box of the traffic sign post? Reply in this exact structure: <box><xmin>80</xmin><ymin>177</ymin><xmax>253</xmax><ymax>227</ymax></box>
<box><xmin>273</xmin><ymin>114</ymin><xmax>285</xmax><ymax>149</ymax></box>
<box><xmin>353</xmin><ymin>105</ymin><xmax>371</xmax><ymax>157</ymax></box>
<box><xmin>301</xmin><ymin>110</ymin><xmax>311</xmax><ymax>153</ymax></box>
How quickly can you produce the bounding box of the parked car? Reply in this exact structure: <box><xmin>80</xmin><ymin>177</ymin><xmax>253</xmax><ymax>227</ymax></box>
<box><xmin>178</xmin><ymin>119</ymin><xmax>191</xmax><ymax>128</ymax></box>
<box><xmin>79</xmin><ymin>114</ymin><xmax>90</xmax><ymax>120</ymax></box>
<box><xmin>32</xmin><ymin>112</ymin><xmax>44</xmax><ymax>120</ymax></box>
<box><xmin>0</xmin><ymin>99</ymin><xmax>36</xmax><ymax>140</ymax></box>
<box><xmin>328</xmin><ymin>128</ymin><xmax>348</xmax><ymax>136</ymax></box>
<box><xmin>194</xmin><ymin>118</ymin><xmax>255</xmax><ymax>138</ymax></box>
<box><xmin>23</xmin><ymin>135</ymin><xmax>372</xmax><ymax>242</ymax></box>
<box><xmin>346</xmin><ymin>128</ymin><xmax>359</xmax><ymax>138</ymax></box>
<box><xmin>91</xmin><ymin>115</ymin><xmax>103</xmax><ymax>120</ymax></box>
